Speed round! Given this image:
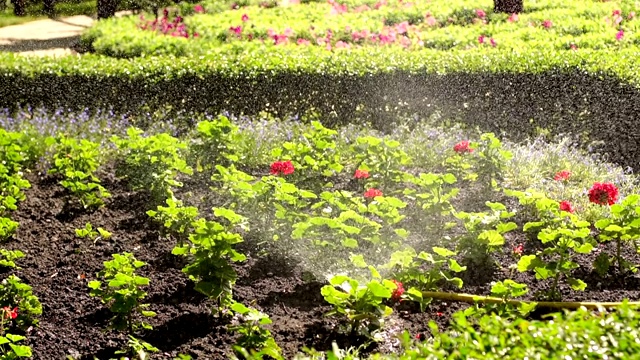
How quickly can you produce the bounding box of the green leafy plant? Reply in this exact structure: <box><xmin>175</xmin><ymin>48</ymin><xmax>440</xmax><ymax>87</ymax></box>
<box><xmin>385</xmin><ymin>246</ymin><xmax>466</xmax><ymax>310</ymax></box>
<box><xmin>146</xmin><ymin>196</ymin><xmax>199</xmax><ymax>247</ymax></box>
<box><xmin>228</xmin><ymin>302</ymin><xmax>283</xmax><ymax>360</ymax></box>
<box><xmin>111</xmin><ymin>127</ymin><xmax>193</xmax><ymax>203</ymax></box>
<box><xmin>88</xmin><ymin>253</ymin><xmax>156</xmax><ymax>333</ymax></box>
<box><xmin>594</xmin><ymin>193</ymin><xmax>640</xmax><ymax>275</ymax></box>
<box><xmin>350</xmin><ymin>136</ymin><xmax>411</xmax><ymax>191</ymax></box>
<box><xmin>0</xmin><ymin>249</ymin><xmax>24</xmax><ymax>269</ymax></box>
<box><xmin>75</xmin><ymin>223</ymin><xmax>111</xmax><ymax>242</ymax></box>
<box><xmin>172</xmin><ymin>208</ymin><xmax>247</xmax><ymax>313</ymax></box>
<box><xmin>114</xmin><ymin>335</ymin><xmax>159</xmax><ymax>360</ymax></box>
<box><xmin>191</xmin><ymin>116</ymin><xmax>241</xmax><ymax>172</ymax></box>
<box><xmin>464</xmin><ymin>280</ymin><xmax>536</xmax><ymax>320</ymax></box>
<box><xmin>271</xmin><ymin>120</ymin><xmax>343</xmax><ymax>186</ymax></box>
<box><xmin>0</xmin><ymin>218</ymin><xmax>18</xmax><ymax>243</ymax></box>
<box><xmin>471</xmin><ymin>133</ymin><xmax>513</xmax><ymax>190</ymax></box>
<box><xmin>320</xmin><ymin>266</ymin><xmax>395</xmax><ymax>338</ymax></box>
<box><xmin>0</xmin><ymin>333</ymin><xmax>32</xmax><ymax>359</ymax></box>
<box><xmin>48</xmin><ymin>137</ymin><xmax>110</xmax><ymax>209</ymax></box>
<box><xmin>0</xmin><ymin>275</ymin><xmax>42</xmax><ymax>328</ymax></box>
<box><xmin>455</xmin><ymin>201</ymin><xmax>518</xmax><ymax>264</ymax></box>
<box><xmin>518</xmin><ymin>211</ymin><xmax>594</xmax><ymax>300</ymax></box>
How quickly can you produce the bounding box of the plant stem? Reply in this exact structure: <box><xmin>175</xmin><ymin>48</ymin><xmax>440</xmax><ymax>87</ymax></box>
<box><xmin>617</xmin><ymin>239</ymin><xmax>622</xmax><ymax>274</ymax></box>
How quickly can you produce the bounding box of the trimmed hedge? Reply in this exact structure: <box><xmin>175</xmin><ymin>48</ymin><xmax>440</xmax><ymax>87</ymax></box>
<box><xmin>2</xmin><ymin>47</ymin><xmax>640</xmax><ymax>170</ymax></box>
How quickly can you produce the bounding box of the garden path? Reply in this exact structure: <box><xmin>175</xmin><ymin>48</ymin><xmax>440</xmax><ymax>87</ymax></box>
<box><xmin>0</xmin><ymin>11</ymin><xmax>130</xmax><ymax>57</ymax></box>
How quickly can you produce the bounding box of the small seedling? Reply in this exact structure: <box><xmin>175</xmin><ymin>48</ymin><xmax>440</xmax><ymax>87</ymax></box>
<box><xmin>88</xmin><ymin>253</ymin><xmax>155</xmax><ymax>333</ymax></box>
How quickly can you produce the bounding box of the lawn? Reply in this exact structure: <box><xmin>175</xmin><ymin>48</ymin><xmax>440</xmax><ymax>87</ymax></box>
<box><xmin>3</xmin><ymin>0</ymin><xmax>640</xmax><ymax>359</ymax></box>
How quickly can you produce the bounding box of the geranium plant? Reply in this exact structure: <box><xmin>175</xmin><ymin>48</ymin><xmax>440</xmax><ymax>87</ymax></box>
<box><xmin>321</xmin><ymin>266</ymin><xmax>395</xmax><ymax>338</ymax></box>
<box><xmin>88</xmin><ymin>253</ymin><xmax>156</xmax><ymax>333</ymax></box>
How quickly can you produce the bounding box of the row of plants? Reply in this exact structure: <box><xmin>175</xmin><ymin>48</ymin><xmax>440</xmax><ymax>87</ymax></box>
<box><xmin>3</xmin><ymin>110</ymin><xmax>640</xmax><ymax>358</ymax></box>
<box><xmin>82</xmin><ymin>0</ymin><xmax>640</xmax><ymax>57</ymax></box>
<box><xmin>44</xmin><ymin>115</ymin><xmax>640</xmax><ymax>353</ymax></box>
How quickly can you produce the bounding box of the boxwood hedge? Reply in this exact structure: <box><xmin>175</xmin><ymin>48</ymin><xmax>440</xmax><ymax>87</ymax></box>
<box><xmin>2</xmin><ymin>47</ymin><xmax>640</xmax><ymax>170</ymax></box>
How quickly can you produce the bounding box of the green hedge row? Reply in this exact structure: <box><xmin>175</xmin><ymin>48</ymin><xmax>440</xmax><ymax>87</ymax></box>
<box><xmin>2</xmin><ymin>47</ymin><xmax>640</xmax><ymax>170</ymax></box>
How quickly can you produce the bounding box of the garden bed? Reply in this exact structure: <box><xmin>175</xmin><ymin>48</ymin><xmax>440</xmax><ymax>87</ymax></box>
<box><xmin>3</xmin><ymin>113</ymin><xmax>640</xmax><ymax>358</ymax></box>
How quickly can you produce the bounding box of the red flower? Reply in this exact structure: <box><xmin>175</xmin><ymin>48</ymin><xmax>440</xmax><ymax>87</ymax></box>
<box><xmin>542</xmin><ymin>19</ymin><xmax>553</xmax><ymax>29</ymax></box>
<box><xmin>513</xmin><ymin>244</ymin><xmax>524</xmax><ymax>256</ymax></box>
<box><xmin>478</xmin><ymin>35</ymin><xmax>485</xmax><ymax>44</ymax></box>
<box><xmin>490</xmin><ymin>37</ymin><xmax>497</xmax><ymax>47</ymax></box>
<box><xmin>559</xmin><ymin>200</ymin><xmax>574</xmax><ymax>213</ymax></box>
<box><xmin>453</xmin><ymin>140</ymin><xmax>473</xmax><ymax>154</ymax></box>
<box><xmin>241</xmin><ymin>13</ymin><xmax>249</xmax><ymax>22</ymax></box>
<box><xmin>270</xmin><ymin>160</ymin><xmax>295</xmax><ymax>176</ymax></box>
<box><xmin>554</xmin><ymin>170</ymin><xmax>571</xmax><ymax>182</ymax></box>
<box><xmin>2</xmin><ymin>306</ymin><xmax>18</xmax><ymax>320</ymax></box>
<box><xmin>354</xmin><ymin>169</ymin><xmax>370</xmax><ymax>179</ymax></box>
<box><xmin>588</xmin><ymin>182</ymin><xmax>619</xmax><ymax>206</ymax></box>
<box><xmin>391</xmin><ymin>280</ymin><xmax>404</xmax><ymax>301</ymax></box>
<box><xmin>435</xmin><ymin>311</ymin><xmax>444</xmax><ymax>317</ymax></box>
<box><xmin>475</xmin><ymin>9</ymin><xmax>486</xmax><ymax>18</ymax></box>
<box><xmin>364</xmin><ymin>188</ymin><xmax>383</xmax><ymax>199</ymax></box>
<box><xmin>508</xmin><ymin>13</ymin><xmax>519</xmax><ymax>23</ymax></box>
<box><xmin>193</xmin><ymin>4</ymin><xmax>205</xmax><ymax>13</ymax></box>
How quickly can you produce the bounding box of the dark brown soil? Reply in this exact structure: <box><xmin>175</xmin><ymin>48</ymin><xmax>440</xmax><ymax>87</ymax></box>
<box><xmin>3</xmin><ymin>171</ymin><xmax>640</xmax><ymax>359</ymax></box>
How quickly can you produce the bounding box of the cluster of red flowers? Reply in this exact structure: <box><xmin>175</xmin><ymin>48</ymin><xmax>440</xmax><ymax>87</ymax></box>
<box><xmin>391</xmin><ymin>280</ymin><xmax>404</xmax><ymax>301</ymax></box>
<box><xmin>453</xmin><ymin>140</ymin><xmax>473</xmax><ymax>154</ymax></box>
<box><xmin>588</xmin><ymin>182</ymin><xmax>619</xmax><ymax>206</ymax></box>
<box><xmin>559</xmin><ymin>200</ymin><xmax>574</xmax><ymax>213</ymax></box>
<box><xmin>138</xmin><ymin>9</ymin><xmax>199</xmax><ymax>38</ymax></box>
<box><xmin>364</xmin><ymin>188</ymin><xmax>383</xmax><ymax>199</ymax></box>
<box><xmin>354</xmin><ymin>169</ymin><xmax>370</xmax><ymax>179</ymax></box>
<box><xmin>554</xmin><ymin>170</ymin><xmax>571</xmax><ymax>182</ymax></box>
<box><xmin>270</xmin><ymin>160</ymin><xmax>295</xmax><ymax>176</ymax></box>
<box><xmin>2</xmin><ymin>306</ymin><xmax>18</xmax><ymax>320</ymax></box>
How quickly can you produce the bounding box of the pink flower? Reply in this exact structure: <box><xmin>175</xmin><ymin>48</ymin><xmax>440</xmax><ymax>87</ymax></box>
<box><xmin>478</xmin><ymin>35</ymin><xmax>485</xmax><ymax>44</ymax></box>
<box><xmin>490</xmin><ymin>37</ymin><xmax>497</xmax><ymax>47</ymax></box>
<box><xmin>273</xmin><ymin>34</ymin><xmax>289</xmax><ymax>45</ymax></box>
<box><xmin>475</xmin><ymin>9</ymin><xmax>486</xmax><ymax>18</ymax></box>
<box><xmin>453</xmin><ymin>140</ymin><xmax>473</xmax><ymax>154</ymax></box>
<box><xmin>508</xmin><ymin>13</ymin><xmax>519</xmax><ymax>23</ymax></box>
<box><xmin>283</xmin><ymin>28</ymin><xmax>294</xmax><ymax>37</ymax></box>
<box><xmin>395</xmin><ymin>21</ymin><xmax>409</xmax><ymax>34</ymax></box>
<box><xmin>612</xmin><ymin>9</ymin><xmax>621</xmax><ymax>17</ymax></box>
<box><xmin>570</xmin><ymin>43</ymin><xmax>577</xmax><ymax>50</ymax></box>
<box><xmin>297</xmin><ymin>38</ymin><xmax>311</xmax><ymax>46</ymax></box>
<box><xmin>354</xmin><ymin>169</ymin><xmax>370</xmax><ymax>179</ymax></box>
<box><xmin>425</xmin><ymin>15</ymin><xmax>437</xmax><ymax>26</ymax></box>
<box><xmin>364</xmin><ymin>188</ymin><xmax>383</xmax><ymax>199</ymax></box>
<box><xmin>559</xmin><ymin>201</ymin><xmax>574</xmax><ymax>213</ymax></box>
<box><xmin>629</xmin><ymin>12</ymin><xmax>635</xmax><ymax>20</ymax></box>
<box><xmin>241</xmin><ymin>13</ymin><xmax>249</xmax><ymax>22</ymax></box>
<box><xmin>542</xmin><ymin>19</ymin><xmax>553</xmax><ymax>29</ymax></box>
<box><xmin>229</xmin><ymin>26</ymin><xmax>242</xmax><ymax>36</ymax></box>
<box><xmin>616</xmin><ymin>29</ymin><xmax>624</xmax><ymax>41</ymax></box>
<box><xmin>335</xmin><ymin>40</ymin><xmax>350</xmax><ymax>49</ymax></box>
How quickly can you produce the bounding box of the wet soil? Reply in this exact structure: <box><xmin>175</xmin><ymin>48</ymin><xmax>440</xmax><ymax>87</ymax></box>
<box><xmin>2</xmin><ymin>171</ymin><xmax>640</xmax><ymax>359</ymax></box>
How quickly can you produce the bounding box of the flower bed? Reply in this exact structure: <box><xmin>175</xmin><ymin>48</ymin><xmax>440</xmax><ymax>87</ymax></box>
<box><xmin>2</xmin><ymin>110</ymin><xmax>640</xmax><ymax>358</ymax></box>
